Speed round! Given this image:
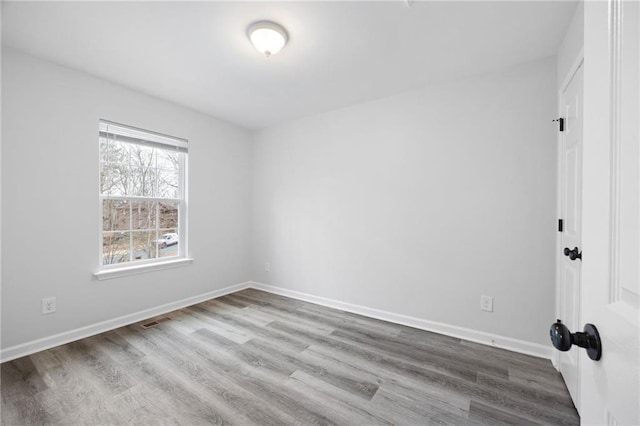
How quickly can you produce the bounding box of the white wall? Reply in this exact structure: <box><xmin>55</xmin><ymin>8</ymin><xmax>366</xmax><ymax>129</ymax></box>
<box><xmin>557</xmin><ymin>1</ymin><xmax>584</xmax><ymax>86</ymax></box>
<box><xmin>1</xmin><ymin>48</ymin><xmax>252</xmax><ymax>351</ymax></box>
<box><xmin>251</xmin><ymin>57</ymin><xmax>558</xmax><ymax>346</ymax></box>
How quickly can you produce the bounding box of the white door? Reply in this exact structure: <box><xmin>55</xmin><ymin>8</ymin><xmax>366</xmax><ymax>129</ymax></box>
<box><xmin>557</xmin><ymin>63</ymin><xmax>584</xmax><ymax>408</ymax></box>
<box><xmin>579</xmin><ymin>0</ymin><xmax>640</xmax><ymax>424</ymax></box>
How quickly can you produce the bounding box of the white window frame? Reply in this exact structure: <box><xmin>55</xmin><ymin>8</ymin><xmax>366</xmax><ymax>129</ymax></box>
<box><xmin>94</xmin><ymin>120</ymin><xmax>191</xmax><ymax>280</ymax></box>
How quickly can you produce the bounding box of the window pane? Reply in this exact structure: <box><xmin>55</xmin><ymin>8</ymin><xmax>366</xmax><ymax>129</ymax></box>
<box><xmin>129</xmin><ymin>144</ymin><xmax>156</xmax><ymax>170</ymax></box>
<box><xmin>131</xmin><ymin>201</ymin><xmax>157</xmax><ymax>230</ymax></box>
<box><xmin>158</xmin><ymin>202</ymin><xmax>179</xmax><ymax>229</ymax></box>
<box><xmin>132</xmin><ymin>230</ymin><xmax>158</xmax><ymax>261</ymax></box>
<box><xmin>157</xmin><ymin>170</ymin><xmax>179</xmax><ymax>198</ymax></box>
<box><xmin>158</xmin><ymin>229</ymin><xmax>179</xmax><ymax>258</ymax></box>
<box><xmin>100</xmin><ymin>164</ymin><xmax>129</xmax><ymax>196</ymax></box>
<box><xmin>157</xmin><ymin>150</ymin><xmax>179</xmax><ymax>173</ymax></box>
<box><xmin>103</xmin><ymin>231</ymin><xmax>130</xmax><ymax>265</ymax></box>
<box><xmin>130</xmin><ymin>167</ymin><xmax>157</xmax><ymax>197</ymax></box>
<box><xmin>100</xmin><ymin>139</ymin><xmax>129</xmax><ymax>165</ymax></box>
<box><xmin>103</xmin><ymin>200</ymin><xmax>130</xmax><ymax>231</ymax></box>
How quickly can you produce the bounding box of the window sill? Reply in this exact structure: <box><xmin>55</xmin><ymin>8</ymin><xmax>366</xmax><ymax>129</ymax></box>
<box><xmin>93</xmin><ymin>258</ymin><xmax>194</xmax><ymax>281</ymax></box>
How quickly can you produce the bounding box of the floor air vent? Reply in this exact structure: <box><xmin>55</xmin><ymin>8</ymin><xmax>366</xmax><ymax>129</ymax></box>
<box><xmin>140</xmin><ymin>317</ymin><xmax>171</xmax><ymax>329</ymax></box>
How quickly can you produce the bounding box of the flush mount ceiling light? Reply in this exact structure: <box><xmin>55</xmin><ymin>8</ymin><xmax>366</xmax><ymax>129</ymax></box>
<box><xmin>248</xmin><ymin>21</ymin><xmax>288</xmax><ymax>58</ymax></box>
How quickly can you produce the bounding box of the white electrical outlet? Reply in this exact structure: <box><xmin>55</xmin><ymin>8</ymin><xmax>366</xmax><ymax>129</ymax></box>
<box><xmin>42</xmin><ymin>297</ymin><xmax>56</xmax><ymax>315</ymax></box>
<box><xmin>480</xmin><ymin>295</ymin><xmax>493</xmax><ymax>312</ymax></box>
<box><xmin>265</xmin><ymin>262</ymin><xmax>271</xmax><ymax>272</ymax></box>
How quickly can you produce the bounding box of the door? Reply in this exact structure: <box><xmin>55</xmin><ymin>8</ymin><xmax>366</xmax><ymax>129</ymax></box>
<box><xmin>579</xmin><ymin>0</ymin><xmax>640</xmax><ymax>424</ymax></box>
<box><xmin>557</xmin><ymin>63</ymin><xmax>584</xmax><ymax>408</ymax></box>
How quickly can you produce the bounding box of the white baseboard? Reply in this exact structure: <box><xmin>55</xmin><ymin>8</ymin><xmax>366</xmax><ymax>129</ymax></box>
<box><xmin>0</xmin><ymin>281</ymin><xmax>252</xmax><ymax>363</ymax></box>
<box><xmin>250</xmin><ymin>281</ymin><xmax>553</xmax><ymax>360</ymax></box>
<box><xmin>1</xmin><ymin>280</ymin><xmax>552</xmax><ymax>363</ymax></box>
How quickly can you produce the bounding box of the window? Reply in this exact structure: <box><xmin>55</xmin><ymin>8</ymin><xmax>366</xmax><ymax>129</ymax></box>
<box><xmin>99</xmin><ymin>120</ymin><xmax>187</xmax><ymax>271</ymax></box>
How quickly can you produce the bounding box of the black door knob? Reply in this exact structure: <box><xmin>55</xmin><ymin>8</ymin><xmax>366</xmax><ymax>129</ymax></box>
<box><xmin>563</xmin><ymin>247</ymin><xmax>582</xmax><ymax>261</ymax></box>
<box><xmin>549</xmin><ymin>320</ymin><xmax>602</xmax><ymax>361</ymax></box>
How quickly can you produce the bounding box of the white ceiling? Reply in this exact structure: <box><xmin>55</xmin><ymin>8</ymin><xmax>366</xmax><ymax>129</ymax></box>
<box><xmin>1</xmin><ymin>1</ymin><xmax>577</xmax><ymax>129</ymax></box>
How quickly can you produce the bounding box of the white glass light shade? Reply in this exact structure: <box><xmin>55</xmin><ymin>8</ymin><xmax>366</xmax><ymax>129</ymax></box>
<box><xmin>248</xmin><ymin>21</ymin><xmax>288</xmax><ymax>57</ymax></box>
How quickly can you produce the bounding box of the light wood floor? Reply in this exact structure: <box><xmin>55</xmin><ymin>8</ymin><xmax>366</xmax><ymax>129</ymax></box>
<box><xmin>1</xmin><ymin>289</ymin><xmax>579</xmax><ymax>425</ymax></box>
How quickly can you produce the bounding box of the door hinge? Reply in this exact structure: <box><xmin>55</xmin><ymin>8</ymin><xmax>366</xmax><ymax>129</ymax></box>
<box><xmin>558</xmin><ymin>219</ymin><xmax>564</xmax><ymax>232</ymax></box>
<box><xmin>553</xmin><ymin>117</ymin><xmax>564</xmax><ymax>132</ymax></box>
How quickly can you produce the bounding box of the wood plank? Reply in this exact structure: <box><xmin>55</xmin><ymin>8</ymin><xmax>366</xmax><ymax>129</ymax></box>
<box><xmin>303</xmin><ymin>344</ymin><xmax>471</xmax><ymax>414</ymax></box>
<box><xmin>116</xmin><ymin>325</ymin><xmax>294</xmax><ymax>425</ymax></box>
<box><xmin>285</xmin><ymin>370</ymin><xmax>391</xmax><ymax>425</ymax></box>
<box><xmin>468</xmin><ymin>400</ymin><xmax>542</xmax><ymax>426</ymax></box>
<box><xmin>245</xmin><ymin>337</ymin><xmax>380</xmax><ymax>401</ymax></box>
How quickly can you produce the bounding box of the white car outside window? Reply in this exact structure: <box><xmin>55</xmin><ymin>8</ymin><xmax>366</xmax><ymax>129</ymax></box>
<box><xmin>157</xmin><ymin>233</ymin><xmax>178</xmax><ymax>248</ymax></box>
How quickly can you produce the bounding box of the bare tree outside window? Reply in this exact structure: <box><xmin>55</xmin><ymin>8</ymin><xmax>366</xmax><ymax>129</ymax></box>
<box><xmin>99</xmin><ymin>121</ymin><xmax>186</xmax><ymax>267</ymax></box>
